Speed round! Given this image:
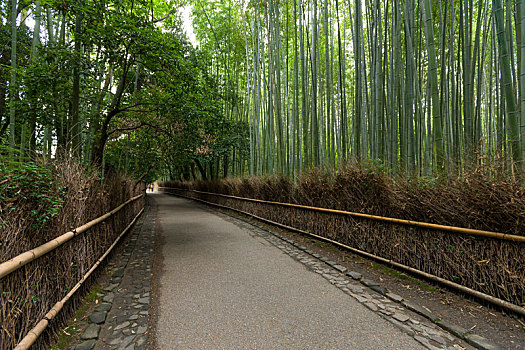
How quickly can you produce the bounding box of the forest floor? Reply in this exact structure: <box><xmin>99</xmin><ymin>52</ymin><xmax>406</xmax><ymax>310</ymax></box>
<box><xmin>219</xmin><ymin>209</ymin><xmax>525</xmax><ymax>350</ymax></box>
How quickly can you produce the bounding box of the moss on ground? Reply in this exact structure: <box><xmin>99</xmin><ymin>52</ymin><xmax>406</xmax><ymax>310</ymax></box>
<box><xmin>50</xmin><ymin>285</ymin><xmax>103</xmax><ymax>350</ymax></box>
<box><xmin>312</xmin><ymin>239</ymin><xmax>328</xmax><ymax>248</ymax></box>
<box><xmin>372</xmin><ymin>263</ymin><xmax>437</xmax><ymax>292</ymax></box>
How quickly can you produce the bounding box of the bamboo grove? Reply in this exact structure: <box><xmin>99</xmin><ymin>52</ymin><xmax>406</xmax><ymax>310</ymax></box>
<box><xmin>3</xmin><ymin>0</ymin><xmax>525</xmax><ymax>181</ymax></box>
<box><xmin>1</xmin><ymin>0</ymin><xmax>243</xmax><ymax>183</ymax></box>
<box><xmin>192</xmin><ymin>0</ymin><xmax>525</xmax><ymax>178</ymax></box>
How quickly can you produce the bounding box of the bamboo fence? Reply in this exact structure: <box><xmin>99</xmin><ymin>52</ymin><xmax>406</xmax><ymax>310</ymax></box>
<box><xmin>161</xmin><ymin>187</ymin><xmax>525</xmax><ymax>316</ymax></box>
<box><xmin>1</xmin><ymin>193</ymin><xmax>144</xmax><ymax>349</ymax></box>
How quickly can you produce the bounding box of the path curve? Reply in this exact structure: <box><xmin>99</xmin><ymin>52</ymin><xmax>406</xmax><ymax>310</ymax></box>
<box><xmin>152</xmin><ymin>193</ymin><xmax>423</xmax><ymax>349</ymax></box>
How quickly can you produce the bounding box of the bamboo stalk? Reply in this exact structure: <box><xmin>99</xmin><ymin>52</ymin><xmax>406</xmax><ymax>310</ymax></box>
<box><xmin>0</xmin><ymin>194</ymin><xmax>144</xmax><ymax>280</ymax></box>
<box><xmin>168</xmin><ymin>190</ymin><xmax>525</xmax><ymax>317</ymax></box>
<box><xmin>13</xmin><ymin>207</ymin><xmax>144</xmax><ymax>350</ymax></box>
<box><xmin>159</xmin><ymin>187</ymin><xmax>525</xmax><ymax>243</ymax></box>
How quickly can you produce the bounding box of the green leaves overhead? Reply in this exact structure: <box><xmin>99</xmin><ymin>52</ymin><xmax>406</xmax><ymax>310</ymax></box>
<box><xmin>1</xmin><ymin>0</ymin><xmax>250</xmax><ymax>183</ymax></box>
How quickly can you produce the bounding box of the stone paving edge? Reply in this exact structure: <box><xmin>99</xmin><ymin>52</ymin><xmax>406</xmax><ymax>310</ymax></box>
<box><xmin>170</xmin><ymin>193</ymin><xmax>504</xmax><ymax>350</ymax></box>
<box><xmin>73</xmin><ymin>202</ymin><xmax>153</xmax><ymax>350</ymax></box>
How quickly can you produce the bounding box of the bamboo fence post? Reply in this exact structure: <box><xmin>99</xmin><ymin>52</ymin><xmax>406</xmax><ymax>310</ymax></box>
<box><xmin>13</xmin><ymin>208</ymin><xmax>144</xmax><ymax>350</ymax></box>
<box><xmin>0</xmin><ymin>194</ymin><xmax>144</xmax><ymax>280</ymax></box>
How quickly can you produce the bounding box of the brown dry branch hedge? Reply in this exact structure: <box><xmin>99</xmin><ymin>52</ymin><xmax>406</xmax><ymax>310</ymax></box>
<box><xmin>0</xmin><ymin>160</ymin><xmax>144</xmax><ymax>349</ymax></box>
<box><xmin>162</xmin><ymin>165</ymin><xmax>524</xmax><ymax>308</ymax></box>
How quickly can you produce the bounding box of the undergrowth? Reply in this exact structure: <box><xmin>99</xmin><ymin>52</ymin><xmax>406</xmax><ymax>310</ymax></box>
<box><xmin>0</xmin><ymin>153</ymin><xmax>65</xmax><ymax>231</ymax></box>
<box><xmin>0</xmin><ymin>155</ymin><xmax>144</xmax><ymax>349</ymax></box>
<box><xmin>166</xmin><ymin>162</ymin><xmax>525</xmax><ymax>235</ymax></box>
<box><xmin>372</xmin><ymin>263</ymin><xmax>438</xmax><ymax>292</ymax></box>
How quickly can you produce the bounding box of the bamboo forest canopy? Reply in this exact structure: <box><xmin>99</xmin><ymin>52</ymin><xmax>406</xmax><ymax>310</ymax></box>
<box><xmin>0</xmin><ymin>0</ymin><xmax>247</xmax><ymax>182</ymax></box>
<box><xmin>2</xmin><ymin>0</ymin><xmax>525</xmax><ymax>181</ymax></box>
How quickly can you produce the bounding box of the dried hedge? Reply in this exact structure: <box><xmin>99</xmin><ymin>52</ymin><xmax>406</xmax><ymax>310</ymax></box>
<box><xmin>0</xmin><ymin>159</ymin><xmax>144</xmax><ymax>349</ymax></box>
<box><xmin>162</xmin><ymin>165</ymin><xmax>524</xmax><ymax>308</ymax></box>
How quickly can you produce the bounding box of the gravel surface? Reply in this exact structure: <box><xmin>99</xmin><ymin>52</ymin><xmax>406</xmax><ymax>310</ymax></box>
<box><xmin>153</xmin><ymin>194</ymin><xmax>423</xmax><ymax>349</ymax></box>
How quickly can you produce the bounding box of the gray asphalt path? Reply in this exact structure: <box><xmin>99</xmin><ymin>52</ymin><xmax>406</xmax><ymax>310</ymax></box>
<box><xmin>153</xmin><ymin>193</ymin><xmax>423</xmax><ymax>349</ymax></box>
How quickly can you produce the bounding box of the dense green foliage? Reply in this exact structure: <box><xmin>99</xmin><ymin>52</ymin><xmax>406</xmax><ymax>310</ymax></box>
<box><xmin>0</xmin><ymin>0</ymin><xmax>248</xmax><ymax>182</ymax></box>
<box><xmin>3</xmin><ymin>0</ymin><xmax>525</xmax><ymax>180</ymax></box>
<box><xmin>0</xmin><ymin>147</ymin><xmax>64</xmax><ymax>229</ymax></box>
<box><xmin>188</xmin><ymin>0</ymin><xmax>525</xmax><ymax>177</ymax></box>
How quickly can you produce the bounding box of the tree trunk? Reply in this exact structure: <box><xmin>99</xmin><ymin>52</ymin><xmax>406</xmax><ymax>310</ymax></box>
<box><xmin>194</xmin><ymin>159</ymin><xmax>207</xmax><ymax>180</ymax></box>
<box><xmin>421</xmin><ymin>0</ymin><xmax>445</xmax><ymax>170</ymax></box>
<box><xmin>71</xmin><ymin>7</ymin><xmax>83</xmax><ymax>157</ymax></box>
<box><xmin>493</xmin><ymin>0</ymin><xmax>522</xmax><ymax>166</ymax></box>
<box><xmin>9</xmin><ymin>0</ymin><xmax>17</xmax><ymax>155</ymax></box>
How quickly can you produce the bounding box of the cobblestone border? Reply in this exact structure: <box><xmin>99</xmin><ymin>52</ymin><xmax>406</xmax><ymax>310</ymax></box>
<box><xmin>73</xmin><ymin>202</ymin><xmax>155</xmax><ymax>350</ymax></box>
<box><xmin>79</xmin><ymin>192</ymin><xmax>502</xmax><ymax>350</ymax></box>
<box><xmin>204</xmin><ymin>200</ymin><xmax>503</xmax><ymax>350</ymax></box>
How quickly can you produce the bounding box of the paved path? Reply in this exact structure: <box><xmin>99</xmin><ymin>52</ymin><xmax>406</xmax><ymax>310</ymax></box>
<box><xmin>152</xmin><ymin>193</ymin><xmax>424</xmax><ymax>349</ymax></box>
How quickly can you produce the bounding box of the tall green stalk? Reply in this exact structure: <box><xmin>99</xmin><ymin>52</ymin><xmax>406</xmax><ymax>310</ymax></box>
<box><xmin>421</xmin><ymin>0</ymin><xmax>445</xmax><ymax>170</ymax></box>
<box><xmin>9</xmin><ymin>0</ymin><xmax>17</xmax><ymax>156</ymax></box>
<box><xmin>493</xmin><ymin>0</ymin><xmax>522</xmax><ymax>166</ymax></box>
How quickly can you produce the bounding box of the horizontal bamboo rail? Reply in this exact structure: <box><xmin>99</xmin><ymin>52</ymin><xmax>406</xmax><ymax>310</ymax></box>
<box><xmin>14</xmin><ymin>207</ymin><xmax>145</xmax><ymax>350</ymax></box>
<box><xmin>0</xmin><ymin>194</ymin><xmax>144</xmax><ymax>280</ymax></box>
<box><xmin>166</xmin><ymin>190</ymin><xmax>525</xmax><ymax>317</ymax></box>
<box><xmin>160</xmin><ymin>188</ymin><xmax>525</xmax><ymax>243</ymax></box>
